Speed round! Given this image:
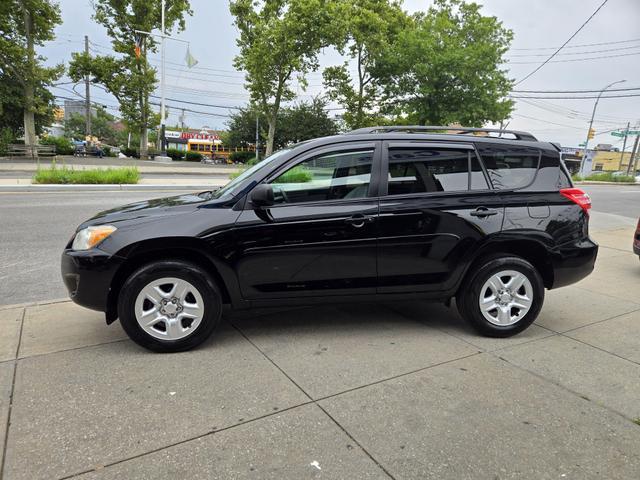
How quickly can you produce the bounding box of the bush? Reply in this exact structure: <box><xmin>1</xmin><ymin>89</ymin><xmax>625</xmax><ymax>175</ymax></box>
<box><xmin>33</xmin><ymin>164</ymin><xmax>139</xmax><ymax>184</ymax></box>
<box><xmin>40</xmin><ymin>136</ymin><xmax>74</xmax><ymax>155</ymax></box>
<box><xmin>0</xmin><ymin>128</ymin><xmax>15</xmax><ymax>157</ymax></box>
<box><xmin>572</xmin><ymin>171</ymin><xmax>635</xmax><ymax>183</ymax></box>
<box><xmin>229</xmin><ymin>151</ymin><xmax>257</xmax><ymax>164</ymax></box>
<box><xmin>166</xmin><ymin>148</ymin><xmax>184</xmax><ymax>161</ymax></box>
<box><xmin>276</xmin><ymin>166</ymin><xmax>312</xmax><ymax>183</ymax></box>
<box><xmin>120</xmin><ymin>147</ymin><xmax>139</xmax><ymax>158</ymax></box>
<box><xmin>103</xmin><ymin>146</ymin><xmax>117</xmax><ymax>157</ymax></box>
<box><xmin>185</xmin><ymin>151</ymin><xmax>203</xmax><ymax>162</ymax></box>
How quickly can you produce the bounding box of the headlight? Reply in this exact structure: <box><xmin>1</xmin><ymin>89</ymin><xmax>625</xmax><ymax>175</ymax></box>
<box><xmin>72</xmin><ymin>225</ymin><xmax>117</xmax><ymax>250</ymax></box>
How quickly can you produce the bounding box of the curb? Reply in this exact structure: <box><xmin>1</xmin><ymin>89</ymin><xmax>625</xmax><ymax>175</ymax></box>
<box><xmin>0</xmin><ymin>298</ymin><xmax>69</xmax><ymax>311</ymax></box>
<box><xmin>0</xmin><ymin>184</ymin><xmax>221</xmax><ymax>192</ymax></box>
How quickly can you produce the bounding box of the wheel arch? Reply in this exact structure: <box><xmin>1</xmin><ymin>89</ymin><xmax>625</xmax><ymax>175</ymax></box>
<box><xmin>106</xmin><ymin>238</ymin><xmax>237</xmax><ymax>323</ymax></box>
<box><xmin>457</xmin><ymin>236</ymin><xmax>555</xmax><ymax>295</ymax></box>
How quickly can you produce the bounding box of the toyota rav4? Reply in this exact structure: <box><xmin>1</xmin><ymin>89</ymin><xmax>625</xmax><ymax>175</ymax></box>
<box><xmin>61</xmin><ymin>126</ymin><xmax>598</xmax><ymax>352</ymax></box>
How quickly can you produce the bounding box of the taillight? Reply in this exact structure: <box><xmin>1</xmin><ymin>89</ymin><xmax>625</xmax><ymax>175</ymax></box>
<box><xmin>560</xmin><ymin>188</ymin><xmax>592</xmax><ymax>214</ymax></box>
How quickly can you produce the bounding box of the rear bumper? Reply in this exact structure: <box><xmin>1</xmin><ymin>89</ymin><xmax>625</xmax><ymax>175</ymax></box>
<box><xmin>61</xmin><ymin>249</ymin><xmax>123</xmax><ymax>312</ymax></box>
<box><xmin>634</xmin><ymin>231</ymin><xmax>640</xmax><ymax>256</ymax></box>
<box><xmin>550</xmin><ymin>237</ymin><xmax>598</xmax><ymax>289</ymax></box>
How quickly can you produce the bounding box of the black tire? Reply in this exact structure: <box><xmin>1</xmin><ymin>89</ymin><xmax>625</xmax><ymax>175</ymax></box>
<box><xmin>457</xmin><ymin>255</ymin><xmax>544</xmax><ymax>337</ymax></box>
<box><xmin>117</xmin><ymin>260</ymin><xmax>222</xmax><ymax>352</ymax></box>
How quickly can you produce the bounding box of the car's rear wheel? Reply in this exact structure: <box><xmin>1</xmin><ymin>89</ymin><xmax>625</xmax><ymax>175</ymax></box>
<box><xmin>458</xmin><ymin>256</ymin><xmax>544</xmax><ymax>337</ymax></box>
<box><xmin>118</xmin><ymin>260</ymin><xmax>222</xmax><ymax>352</ymax></box>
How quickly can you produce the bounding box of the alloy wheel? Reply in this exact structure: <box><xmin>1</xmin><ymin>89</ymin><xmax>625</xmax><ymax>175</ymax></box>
<box><xmin>134</xmin><ymin>277</ymin><xmax>205</xmax><ymax>340</ymax></box>
<box><xmin>478</xmin><ymin>270</ymin><xmax>533</xmax><ymax>326</ymax></box>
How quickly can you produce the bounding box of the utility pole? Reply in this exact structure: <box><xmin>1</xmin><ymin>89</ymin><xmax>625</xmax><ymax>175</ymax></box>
<box><xmin>255</xmin><ymin>114</ymin><xmax>260</xmax><ymax>163</ymax></box>
<box><xmin>626</xmin><ymin>134</ymin><xmax>639</xmax><ymax>175</ymax></box>
<box><xmin>159</xmin><ymin>0</ymin><xmax>168</xmax><ymax>159</ymax></box>
<box><xmin>84</xmin><ymin>35</ymin><xmax>92</xmax><ymax>138</ymax></box>
<box><xmin>617</xmin><ymin>122</ymin><xmax>630</xmax><ymax>171</ymax></box>
<box><xmin>579</xmin><ymin>79</ymin><xmax>626</xmax><ymax>176</ymax></box>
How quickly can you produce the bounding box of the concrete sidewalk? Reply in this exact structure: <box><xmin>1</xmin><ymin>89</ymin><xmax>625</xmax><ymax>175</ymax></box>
<box><xmin>1</xmin><ymin>219</ymin><xmax>639</xmax><ymax>479</ymax></box>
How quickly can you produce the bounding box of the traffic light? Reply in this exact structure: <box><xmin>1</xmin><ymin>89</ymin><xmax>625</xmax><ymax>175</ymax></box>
<box><xmin>588</xmin><ymin>128</ymin><xmax>595</xmax><ymax>139</ymax></box>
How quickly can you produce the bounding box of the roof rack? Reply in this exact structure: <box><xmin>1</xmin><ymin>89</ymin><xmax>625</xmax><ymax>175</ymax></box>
<box><xmin>347</xmin><ymin>125</ymin><xmax>538</xmax><ymax>142</ymax></box>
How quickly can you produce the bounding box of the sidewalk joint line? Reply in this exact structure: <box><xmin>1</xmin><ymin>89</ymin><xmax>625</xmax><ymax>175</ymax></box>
<box><xmin>0</xmin><ymin>307</ymin><xmax>26</xmax><ymax>478</ymax></box>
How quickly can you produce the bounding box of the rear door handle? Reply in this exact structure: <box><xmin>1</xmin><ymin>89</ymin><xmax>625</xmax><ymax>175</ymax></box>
<box><xmin>470</xmin><ymin>207</ymin><xmax>499</xmax><ymax>218</ymax></box>
<box><xmin>345</xmin><ymin>214</ymin><xmax>375</xmax><ymax>228</ymax></box>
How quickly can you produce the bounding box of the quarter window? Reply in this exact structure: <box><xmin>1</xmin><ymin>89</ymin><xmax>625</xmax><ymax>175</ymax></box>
<box><xmin>477</xmin><ymin>144</ymin><xmax>540</xmax><ymax>190</ymax></box>
<box><xmin>386</xmin><ymin>148</ymin><xmax>472</xmax><ymax>195</ymax></box>
<box><xmin>269</xmin><ymin>149</ymin><xmax>374</xmax><ymax>204</ymax></box>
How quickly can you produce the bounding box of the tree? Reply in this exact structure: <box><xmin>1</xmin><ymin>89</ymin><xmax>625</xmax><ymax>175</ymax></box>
<box><xmin>64</xmin><ymin>107</ymin><xmax>127</xmax><ymax>146</ymax></box>
<box><xmin>230</xmin><ymin>0</ymin><xmax>338</xmax><ymax>157</ymax></box>
<box><xmin>378</xmin><ymin>0</ymin><xmax>513</xmax><ymax>126</ymax></box>
<box><xmin>323</xmin><ymin>0</ymin><xmax>409</xmax><ymax>130</ymax></box>
<box><xmin>276</xmin><ymin>98</ymin><xmax>339</xmax><ymax>147</ymax></box>
<box><xmin>69</xmin><ymin>0</ymin><xmax>191</xmax><ymax>158</ymax></box>
<box><xmin>0</xmin><ymin>0</ymin><xmax>63</xmax><ymax>145</ymax></box>
<box><xmin>226</xmin><ymin>98</ymin><xmax>338</xmax><ymax>151</ymax></box>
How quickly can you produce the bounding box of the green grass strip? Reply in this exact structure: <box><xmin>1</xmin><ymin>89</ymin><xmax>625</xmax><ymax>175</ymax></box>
<box><xmin>33</xmin><ymin>165</ymin><xmax>140</xmax><ymax>184</ymax></box>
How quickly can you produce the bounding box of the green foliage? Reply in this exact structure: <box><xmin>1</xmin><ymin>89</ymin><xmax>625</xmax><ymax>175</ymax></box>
<box><xmin>166</xmin><ymin>148</ymin><xmax>185</xmax><ymax>161</ymax></box>
<box><xmin>226</xmin><ymin>98</ymin><xmax>338</xmax><ymax>150</ymax></box>
<box><xmin>275</xmin><ymin>166</ymin><xmax>312</xmax><ymax>183</ymax></box>
<box><xmin>377</xmin><ymin>0</ymin><xmax>514</xmax><ymax>126</ymax></box>
<box><xmin>68</xmin><ymin>0</ymin><xmax>192</xmax><ymax>158</ymax></box>
<box><xmin>572</xmin><ymin>172</ymin><xmax>636</xmax><ymax>183</ymax></box>
<box><xmin>323</xmin><ymin>0</ymin><xmax>410</xmax><ymax>129</ymax></box>
<box><xmin>63</xmin><ymin>108</ymin><xmax>126</xmax><ymax>146</ymax></box>
<box><xmin>229</xmin><ymin>151</ymin><xmax>257</xmax><ymax>164</ymax></box>
<box><xmin>103</xmin><ymin>146</ymin><xmax>116</xmax><ymax>157</ymax></box>
<box><xmin>0</xmin><ymin>0</ymin><xmax>63</xmax><ymax>144</ymax></box>
<box><xmin>185</xmin><ymin>151</ymin><xmax>203</xmax><ymax>162</ymax></box>
<box><xmin>230</xmin><ymin>0</ymin><xmax>340</xmax><ymax>156</ymax></box>
<box><xmin>120</xmin><ymin>147</ymin><xmax>139</xmax><ymax>158</ymax></box>
<box><xmin>40</xmin><ymin>136</ymin><xmax>74</xmax><ymax>155</ymax></box>
<box><xmin>0</xmin><ymin>127</ymin><xmax>16</xmax><ymax>156</ymax></box>
<box><xmin>33</xmin><ymin>165</ymin><xmax>139</xmax><ymax>184</ymax></box>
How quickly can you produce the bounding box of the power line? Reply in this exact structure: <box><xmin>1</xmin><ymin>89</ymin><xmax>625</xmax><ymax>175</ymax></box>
<box><xmin>509</xmin><ymin>51</ymin><xmax>640</xmax><ymax>65</ymax></box>
<box><xmin>507</xmin><ymin>44</ymin><xmax>640</xmax><ymax>58</ymax></box>
<box><xmin>510</xmin><ymin>37</ymin><xmax>640</xmax><ymax>51</ymax></box>
<box><xmin>149</xmin><ymin>95</ymin><xmax>242</xmax><ymax>110</ymax></box>
<box><xmin>511</xmin><ymin>93</ymin><xmax>640</xmax><ymax>99</ymax></box>
<box><xmin>514</xmin><ymin>0</ymin><xmax>610</xmax><ymax>85</ymax></box>
<box><xmin>514</xmin><ymin>86</ymin><xmax>640</xmax><ymax>94</ymax></box>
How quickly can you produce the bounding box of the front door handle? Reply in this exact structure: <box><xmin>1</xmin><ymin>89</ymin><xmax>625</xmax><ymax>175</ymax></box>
<box><xmin>470</xmin><ymin>207</ymin><xmax>499</xmax><ymax>218</ymax></box>
<box><xmin>345</xmin><ymin>214</ymin><xmax>375</xmax><ymax>228</ymax></box>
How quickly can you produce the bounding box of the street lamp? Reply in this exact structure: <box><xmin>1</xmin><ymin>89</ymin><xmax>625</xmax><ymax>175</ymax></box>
<box><xmin>579</xmin><ymin>79</ymin><xmax>626</xmax><ymax>176</ymax></box>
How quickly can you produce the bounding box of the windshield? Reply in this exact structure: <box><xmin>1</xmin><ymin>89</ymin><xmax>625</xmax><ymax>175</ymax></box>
<box><xmin>211</xmin><ymin>147</ymin><xmax>293</xmax><ymax>200</ymax></box>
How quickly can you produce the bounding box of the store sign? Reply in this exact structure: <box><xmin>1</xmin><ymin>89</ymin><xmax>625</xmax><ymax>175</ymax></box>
<box><xmin>165</xmin><ymin>130</ymin><xmax>220</xmax><ymax>141</ymax></box>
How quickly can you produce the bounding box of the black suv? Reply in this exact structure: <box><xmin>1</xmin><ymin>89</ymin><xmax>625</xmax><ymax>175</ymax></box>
<box><xmin>61</xmin><ymin>126</ymin><xmax>598</xmax><ymax>352</ymax></box>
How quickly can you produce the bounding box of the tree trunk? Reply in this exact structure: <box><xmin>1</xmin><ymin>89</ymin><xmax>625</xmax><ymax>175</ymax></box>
<box><xmin>266</xmin><ymin>115</ymin><xmax>276</xmax><ymax>157</ymax></box>
<box><xmin>22</xmin><ymin>2</ymin><xmax>38</xmax><ymax>149</ymax></box>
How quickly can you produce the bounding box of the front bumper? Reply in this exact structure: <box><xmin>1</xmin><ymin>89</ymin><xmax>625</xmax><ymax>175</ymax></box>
<box><xmin>61</xmin><ymin>249</ymin><xmax>123</xmax><ymax>312</ymax></box>
<box><xmin>550</xmin><ymin>237</ymin><xmax>598</xmax><ymax>289</ymax></box>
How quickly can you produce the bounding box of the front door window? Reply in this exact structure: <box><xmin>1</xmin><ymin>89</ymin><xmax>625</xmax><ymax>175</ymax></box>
<box><xmin>270</xmin><ymin>149</ymin><xmax>374</xmax><ymax>204</ymax></box>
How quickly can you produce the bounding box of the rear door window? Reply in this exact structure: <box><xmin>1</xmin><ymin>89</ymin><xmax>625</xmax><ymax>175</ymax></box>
<box><xmin>476</xmin><ymin>144</ymin><xmax>541</xmax><ymax>190</ymax></box>
<box><xmin>386</xmin><ymin>147</ymin><xmax>474</xmax><ymax>195</ymax></box>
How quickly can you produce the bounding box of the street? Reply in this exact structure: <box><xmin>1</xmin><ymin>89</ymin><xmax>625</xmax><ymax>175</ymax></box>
<box><xmin>1</xmin><ymin>184</ymin><xmax>637</xmax><ymax>307</ymax></box>
<box><xmin>0</xmin><ymin>189</ymin><xmax>192</xmax><ymax>305</ymax></box>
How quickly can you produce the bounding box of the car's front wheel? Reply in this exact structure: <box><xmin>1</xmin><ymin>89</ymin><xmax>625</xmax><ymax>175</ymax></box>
<box><xmin>457</xmin><ymin>256</ymin><xmax>544</xmax><ymax>337</ymax></box>
<box><xmin>118</xmin><ymin>260</ymin><xmax>222</xmax><ymax>352</ymax></box>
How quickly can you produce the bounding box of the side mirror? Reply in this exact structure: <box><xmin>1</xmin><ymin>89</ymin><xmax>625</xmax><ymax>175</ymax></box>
<box><xmin>250</xmin><ymin>183</ymin><xmax>274</xmax><ymax>208</ymax></box>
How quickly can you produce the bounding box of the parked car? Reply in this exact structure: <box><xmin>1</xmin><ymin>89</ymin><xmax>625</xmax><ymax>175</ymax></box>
<box><xmin>634</xmin><ymin>218</ymin><xmax>640</xmax><ymax>259</ymax></box>
<box><xmin>61</xmin><ymin>126</ymin><xmax>598</xmax><ymax>352</ymax></box>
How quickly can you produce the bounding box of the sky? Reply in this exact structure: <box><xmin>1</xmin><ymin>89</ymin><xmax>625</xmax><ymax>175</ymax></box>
<box><xmin>42</xmin><ymin>0</ymin><xmax>640</xmax><ymax>149</ymax></box>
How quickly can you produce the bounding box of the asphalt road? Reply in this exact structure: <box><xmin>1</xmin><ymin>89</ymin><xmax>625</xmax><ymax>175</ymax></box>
<box><xmin>0</xmin><ymin>184</ymin><xmax>637</xmax><ymax>307</ymax></box>
<box><xmin>0</xmin><ymin>189</ymin><xmax>193</xmax><ymax>306</ymax></box>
